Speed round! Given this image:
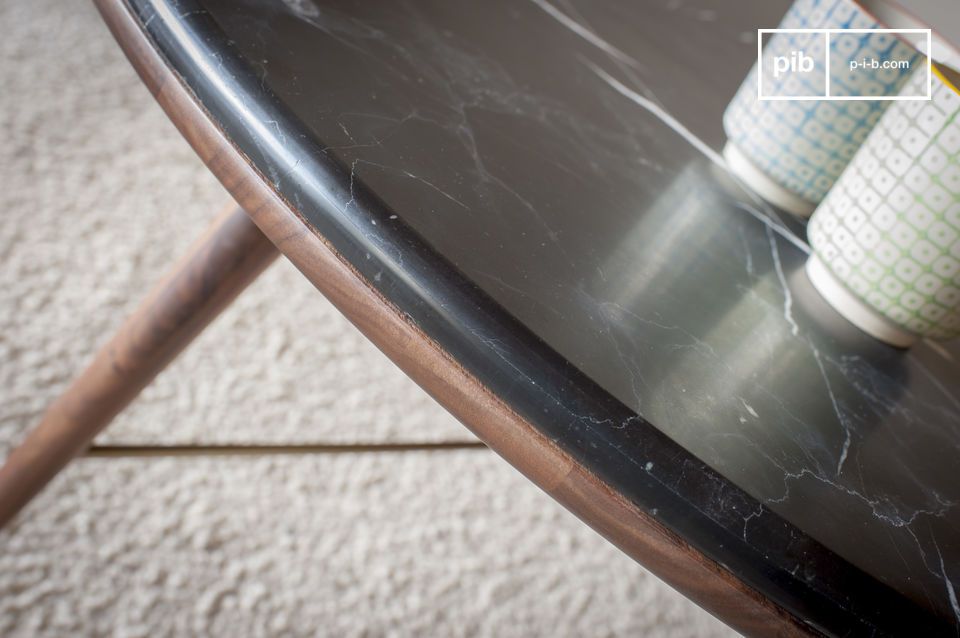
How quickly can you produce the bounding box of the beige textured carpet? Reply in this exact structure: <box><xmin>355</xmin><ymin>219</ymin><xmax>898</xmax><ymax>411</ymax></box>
<box><xmin>0</xmin><ymin>1</ymin><xmax>737</xmax><ymax>635</ymax></box>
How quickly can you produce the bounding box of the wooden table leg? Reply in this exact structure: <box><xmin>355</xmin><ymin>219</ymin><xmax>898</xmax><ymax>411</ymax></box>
<box><xmin>0</xmin><ymin>204</ymin><xmax>278</xmax><ymax>528</ymax></box>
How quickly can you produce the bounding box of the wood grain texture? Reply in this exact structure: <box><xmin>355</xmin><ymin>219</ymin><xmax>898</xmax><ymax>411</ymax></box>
<box><xmin>93</xmin><ymin>1</ymin><xmax>819</xmax><ymax>635</ymax></box>
<box><xmin>0</xmin><ymin>204</ymin><xmax>277</xmax><ymax>528</ymax></box>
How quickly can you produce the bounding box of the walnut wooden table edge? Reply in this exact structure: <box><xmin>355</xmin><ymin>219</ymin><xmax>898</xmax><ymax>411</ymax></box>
<box><xmin>0</xmin><ymin>0</ymin><xmax>836</xmax><ymax>634</ymax></box>
<box><xmin>85</xmin><ymin>1</ymin><xmax>822</xmax><ymax>635</ymax></box>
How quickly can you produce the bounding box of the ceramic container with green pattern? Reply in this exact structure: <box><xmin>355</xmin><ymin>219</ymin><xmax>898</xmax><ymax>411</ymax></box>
<box><xmin>807</xmin><ymin>63</ymin><xmax>960</xmax><ymax>347</ymax></box>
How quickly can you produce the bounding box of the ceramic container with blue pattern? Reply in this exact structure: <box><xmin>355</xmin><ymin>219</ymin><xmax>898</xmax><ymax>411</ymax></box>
<box><xmin>723</xmin><ymin>0</ymin><xmax>922</xmax><ymax>217</ymax></box>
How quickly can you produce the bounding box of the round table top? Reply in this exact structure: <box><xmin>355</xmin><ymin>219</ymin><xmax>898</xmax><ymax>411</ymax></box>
<box><xmin>111</xmin><ymin>0</ymin><xmax>960</xmax><ymax>634</ymax></box>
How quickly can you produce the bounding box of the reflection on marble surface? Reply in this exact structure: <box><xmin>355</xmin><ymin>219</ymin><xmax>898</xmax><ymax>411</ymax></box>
<box><xmin>143</xmin><ymin>0</ymin><xmax>959</xmax><ymax>628</ymax></box>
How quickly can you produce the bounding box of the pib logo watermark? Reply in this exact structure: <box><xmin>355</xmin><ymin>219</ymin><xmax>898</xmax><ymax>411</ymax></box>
<box><xmin>772</xmin><ymin>49</ymin><xmax>910</xmax><ymax>77</ymax></box>
<box><xmin>757</xmin><ymin>28</ymin><xmax>931</xmax><ymax>101</ymax></box>
<box><xmin>772</xmin><ymin>50</ymin><xmax>815</xmax><ymax>78</ymax></box>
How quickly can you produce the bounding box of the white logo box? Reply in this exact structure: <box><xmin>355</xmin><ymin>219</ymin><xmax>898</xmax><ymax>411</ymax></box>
<box><xmin>757</xmin><ymin>28</ymin><xmax>932</xmax><ymax>101</ymax></box>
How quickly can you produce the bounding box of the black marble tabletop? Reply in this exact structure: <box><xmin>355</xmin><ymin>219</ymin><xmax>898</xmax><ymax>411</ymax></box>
<box><xmin>130</xmin><ymin>0</ymin><xmax>960</xmax><ymax>634</ymax></box>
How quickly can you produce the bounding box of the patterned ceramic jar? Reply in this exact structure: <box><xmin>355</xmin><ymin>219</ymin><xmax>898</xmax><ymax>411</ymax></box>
<box><xmin>807</xmin><ymin>63</ymin><xmax>960</xmax><ymax>346</ymax></box>
<box><xmin>723</xmin><ymin>0</ymin><xmax>922</xmax><ymax>217</ymax></box>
